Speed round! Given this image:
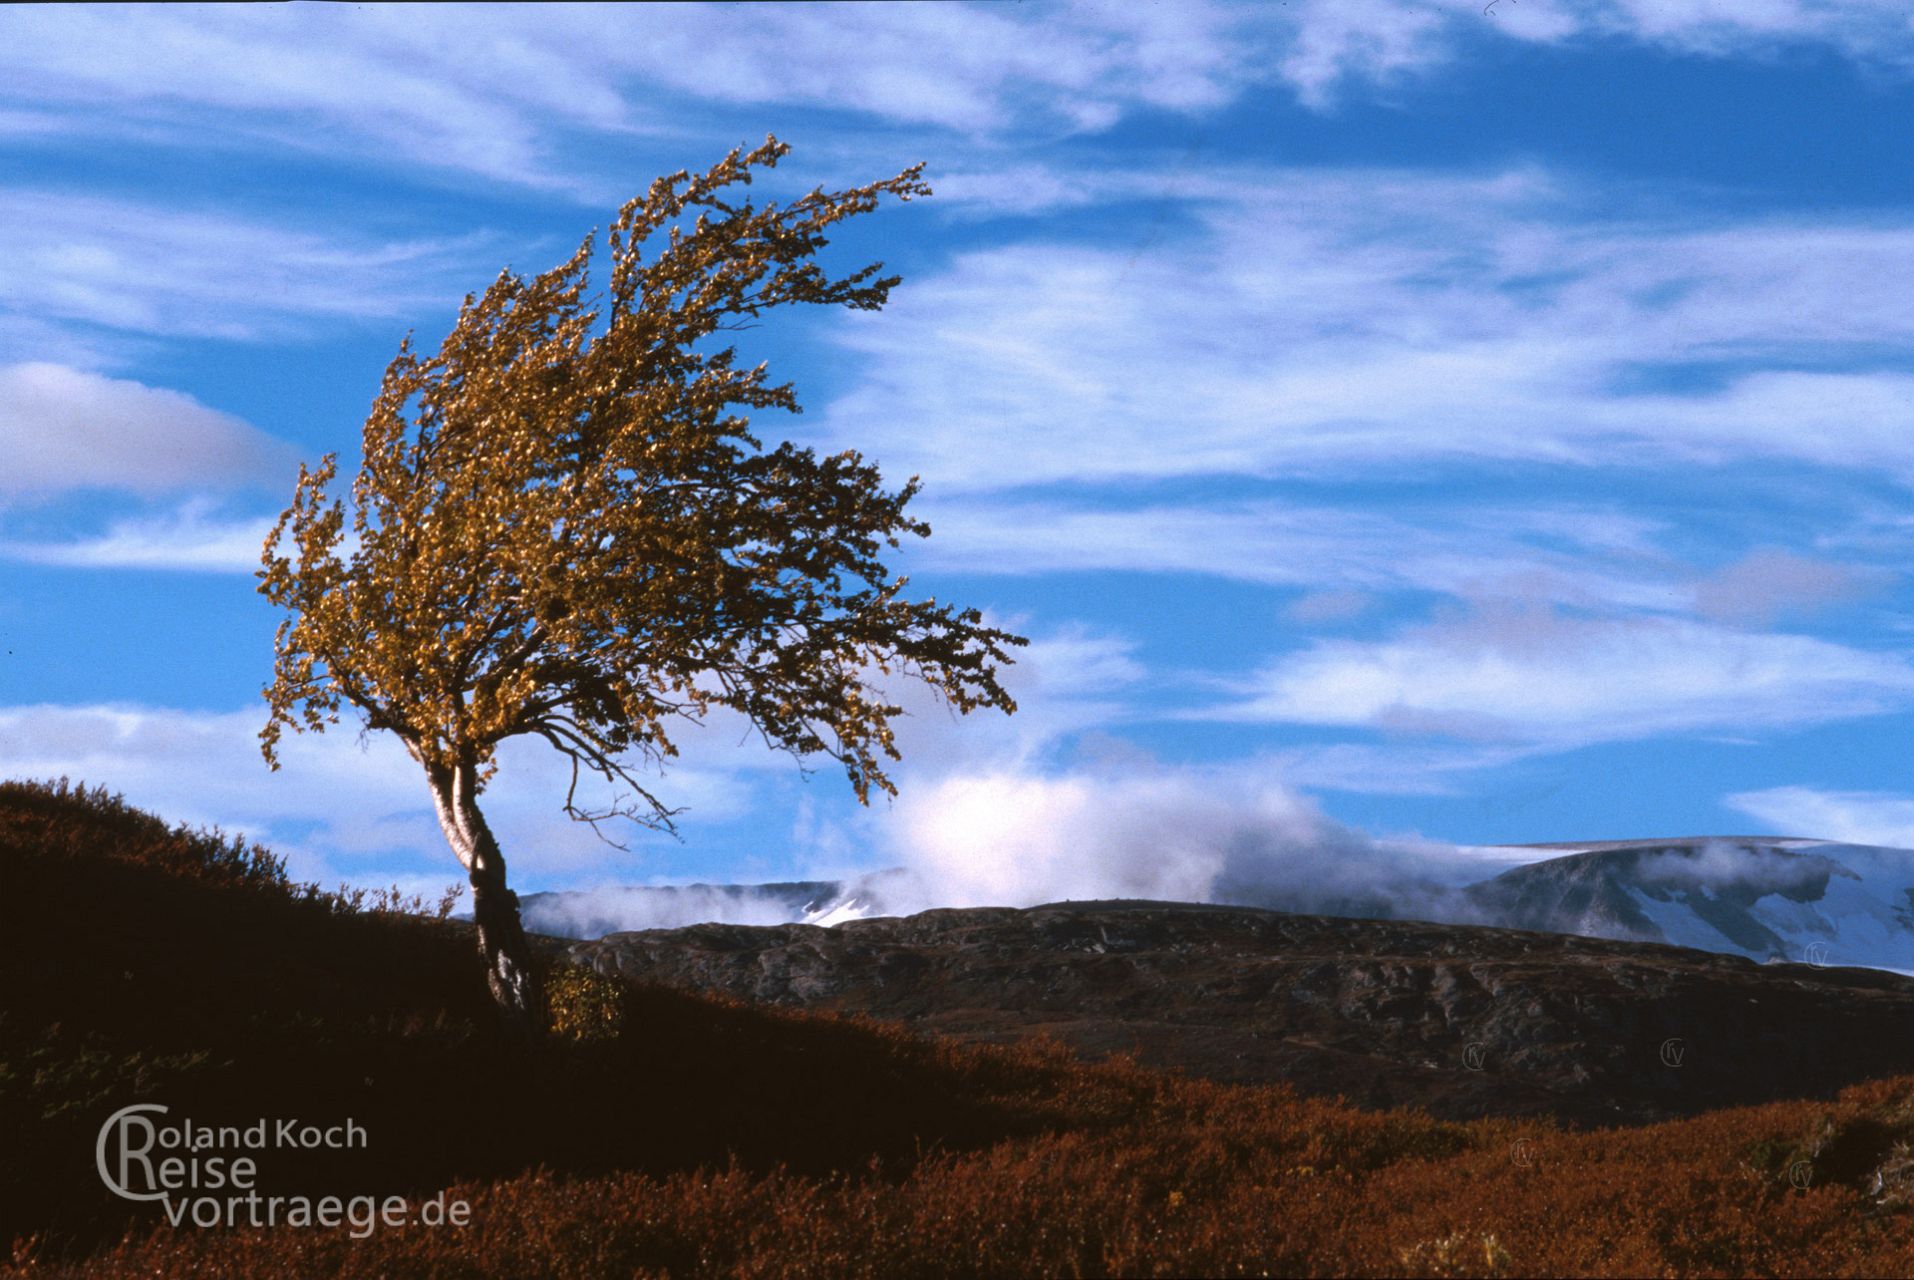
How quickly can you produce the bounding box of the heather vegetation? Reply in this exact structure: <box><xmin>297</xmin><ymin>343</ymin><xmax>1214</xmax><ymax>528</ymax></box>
<box><xmin>5</xmin><ymin>779</ymin><xmax>1914</xmax><ymax>1277</ymax></box>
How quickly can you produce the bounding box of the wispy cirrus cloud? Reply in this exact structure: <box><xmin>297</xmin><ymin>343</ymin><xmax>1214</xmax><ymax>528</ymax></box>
<box><xmin>0</xmin><ymin>502</ymin><xmax>275</xmax><ymax>571</ymax></box>
<box><xmin>910</xmin><ymin>497</ymin><xmax>1676</xmax><ymax>610</ymax></box>
<box><xmin>1726</xmin><ymin>785</ymin><xmax>1914</xmax><ymax>846</ymax></box>
<box><xmin>1275</xmin><ymin>0</ymin><xmax>1457</xmax><ymax>108</ymax></box>
<box><xmin>0</xmin><ymin>4</ymin><xmax>1255</xmax><ymax>191</ymax></box>
<box><xmin>1276</xmin><ymin>0</ymin><xmax>1914</xmax><ymax>109</ymax></box>
<box><xmin>9</xmin><ymin>3</ymin><xmax>1914</xmax><ymax>197</ymax></box>
<box><xmin>814</xmin><ymin>169</ymin><xmax>1914</xmax><ymax>490</ymax></box>
<box><xmin>11</xmin><ymin>2</ymin><xmax>1914</xmax><ymax>870</ymax></box>
<box><xmin>1220</xmin><ymin>607</ymin><xmax>1914</xmax><ymax>748</ymax></box>
<box><xmin>1496</xmin><ymin>0</ymin><xmax>1914</xmax><ymax>69</ymax></box>
<box><xmin>0</xmin><ymin>189</ymin><xmax>485</xmax><ymax>346</ymax></box>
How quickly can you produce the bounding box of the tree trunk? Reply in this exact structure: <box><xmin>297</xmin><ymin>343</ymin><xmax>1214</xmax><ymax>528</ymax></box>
<box><xmin>427</xmin><ymin>762</ymin><xmax>546</xmax><ymax>1045</ymax></box>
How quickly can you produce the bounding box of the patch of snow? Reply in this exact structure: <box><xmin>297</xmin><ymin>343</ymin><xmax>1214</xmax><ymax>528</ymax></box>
<box><xmin>1616</xmin><ymin>841</ymin><xmax>1914</xmax><ymax>974</ymax></box>
<box><xmin>1625</xmin><ymin>885</ymin><xmax>1750</xmax><ymax>956</ymax></box>
<box><xmin>1748</xmin><ymin>843</ymin><xmax>1914</xmax><ymax>972</ymax></box>
<box><xmin>804</xmin><ymin>896</ymin><xmax>875</xmax><ymax>928</ymax></box>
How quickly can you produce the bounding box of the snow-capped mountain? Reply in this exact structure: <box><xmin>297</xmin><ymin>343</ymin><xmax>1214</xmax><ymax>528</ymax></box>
<box><xmin>520</xmin><ymin>837</ymin><xmax>1914</xmax><ymax>977</ymax></box>
<box><xmin>519</xmin><ymin>867</ymin><xmax>916</xmax><ymax>937</ymax></box>
<box><xmin>520</xmin><ymin>879</ymin><xmax>845</xmax><ymax>938</ymax></box>
<box><xmin>1462</xmin><ymin>837</ymin><xmax>1914</xmax><ymax>973</ymax></box>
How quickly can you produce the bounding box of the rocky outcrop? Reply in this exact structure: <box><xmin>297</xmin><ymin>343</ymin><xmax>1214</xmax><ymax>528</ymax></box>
<box><xmin>568</xmin><ymin>899</ymin><xmax>1914</xmax><ymax>1127</ymax></box>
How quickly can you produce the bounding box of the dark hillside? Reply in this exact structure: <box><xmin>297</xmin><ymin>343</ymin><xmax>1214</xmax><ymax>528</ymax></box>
<box><xmin>0</xmin><ymin>780</ymin><xmax>1112</xmax><ymax>1257</ymax></box>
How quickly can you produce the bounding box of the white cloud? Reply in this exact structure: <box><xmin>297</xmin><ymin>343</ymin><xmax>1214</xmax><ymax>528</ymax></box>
<box><xmin>0</xmin><ymin>503</ymin><xmax>275</xmax><ymax>571</ymax></box>
<box><xmin>0</xmin><ymin>190</ymin><xmax>483</xmax><ymax>343</ymax></box>
<box><xmin>523</xmin><ymin>745</ymin><xmax>1587</xmax><ymax>933</ymax></box>
<box><xmin>1257</xmin><ymin>739</ymin><xmax>1537</xmax><ymax>797</ymax></box>
<box><xmin>1515</xmin><ymin>1</ymin><xmax>1914</xmax><ymax>68</ymax></box>
<box><xmin>1276</xmin><ymin>0</ymin><xmax>1453</xmax><ymax>109</ymax></box>
<box><xmin>5</xmin><ymin>0</ymin><xmax>1914</xmax><ymax>203</ymax></box>
<box><xmin>0</xmin><ymin>618</ymin><xmax>1140</xmax><ymax>890</ymax></box>
<box><xmin>0</xmin><ymin>6</ymin><xmax>596</xmax><ymax>191</ymax></box>
<box><xmin>0</xmin><ymin>364</ymin><xmax>293</xmax><ymax>500</ymax></box>
<box><xmin>0</xmin><ymin>4</ymin><xmax>1259</xmax><ymax>190</ymax></box>
<box><xmin>912</xmin><ymin>497</ymin><xmax>1677</xmax><ymax>610</ymax></box>
<box><xmin>1275</xmin><ymin>0</ymin><xmax>1914</xmax><ymax>105</ymax></box>
<box><xmin>864</xmin><ymin>760</ymin><xmax>1498</xmax><ymax>919</ymax></box>
<box><xmin>1224</xmin><ymin>607</ymin><xmax>1914</xmax><ymax>747</ymax></box>
<box><xmin>812</xmin><ymin>171</ymin><xmax>1914</xmax><ymax>489</ymax></box>
<box><xmin>1726</xmin><ymin>785</ymin><xmax>1914</xmax><ymax>846</ymax></box>
<box><xmin>0</xmin><ymin>702</ymin><xmax>769</xmax><ymax>891</ymax></box>
<box><xmin>825</xmin><ymin>623</ymin><xmax>1146</xmax><ymax>782</ymax></box>
<box><xmin>507</xmin><ymin>750</ymin><xmax>1558</xmax><ymax>934</ymax></box>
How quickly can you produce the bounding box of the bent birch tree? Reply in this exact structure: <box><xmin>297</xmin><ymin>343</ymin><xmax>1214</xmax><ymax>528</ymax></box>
<box><xmin>258</xmin><ymin>138</ymin><xmax>1024</xmax><ymax>1040</ymax></box>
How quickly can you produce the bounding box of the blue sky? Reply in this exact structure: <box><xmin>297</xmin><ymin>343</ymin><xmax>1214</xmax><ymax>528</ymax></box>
<box><xmin>8</xmin><ymin>1</ymin><xmax>1914</xmax><ymax>900</ymax></box>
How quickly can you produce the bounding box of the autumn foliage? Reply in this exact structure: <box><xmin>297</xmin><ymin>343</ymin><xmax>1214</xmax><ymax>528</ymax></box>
<box><xmin>258</xmin><ymin>136</ymin><xmax>1020</xmax><ymax>816</ymax></box>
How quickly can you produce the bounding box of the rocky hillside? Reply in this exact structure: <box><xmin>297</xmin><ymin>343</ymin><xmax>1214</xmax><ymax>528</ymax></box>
<box><xmin>570</xmin><ymin>899</ymin><xmax>1914</xmax><ymax>1128</ymax></box>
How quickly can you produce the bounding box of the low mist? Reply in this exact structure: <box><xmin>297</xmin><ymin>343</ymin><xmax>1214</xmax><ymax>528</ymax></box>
<box><xmin>524</xmin><ymin>765</ymin><xmax>1519</xmax><ymax>938</ymax></box>
<box><xmin>1634</xmin><ymin>838</ymin><xmax>1851</xmax><ymax>900</ymax></box>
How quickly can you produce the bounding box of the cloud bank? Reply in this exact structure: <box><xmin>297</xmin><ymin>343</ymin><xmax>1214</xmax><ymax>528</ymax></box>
<box><xmin>512</xmin><ymin>759</ymin><xmax>1540</xmax><ymax>937</ymax></box>
<box><xmin>872</xmin><ymin>764</ymin><xmax>1499</xmax><ymax>915</ymax></box>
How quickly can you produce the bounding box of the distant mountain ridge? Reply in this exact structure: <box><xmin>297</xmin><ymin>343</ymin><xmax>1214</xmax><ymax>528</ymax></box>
<box><xmin>1459</xmin><ymin>837</ymin><xmax>1914</xmax><ymax>972</ymax></box>
<box><xmin>524</xmin><ymin>836</ymin><xmax>1914</xmax><ymax>974</ymax></box>
<box><xmin>1498</xmin><ymin>835</ymin><xmax>1832</xmax><ymax>852</ymax></box>
<box><xmin>520</xmin><ymin>879</ymin><xmax>845</xmax><ymax>938</ymax></box>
